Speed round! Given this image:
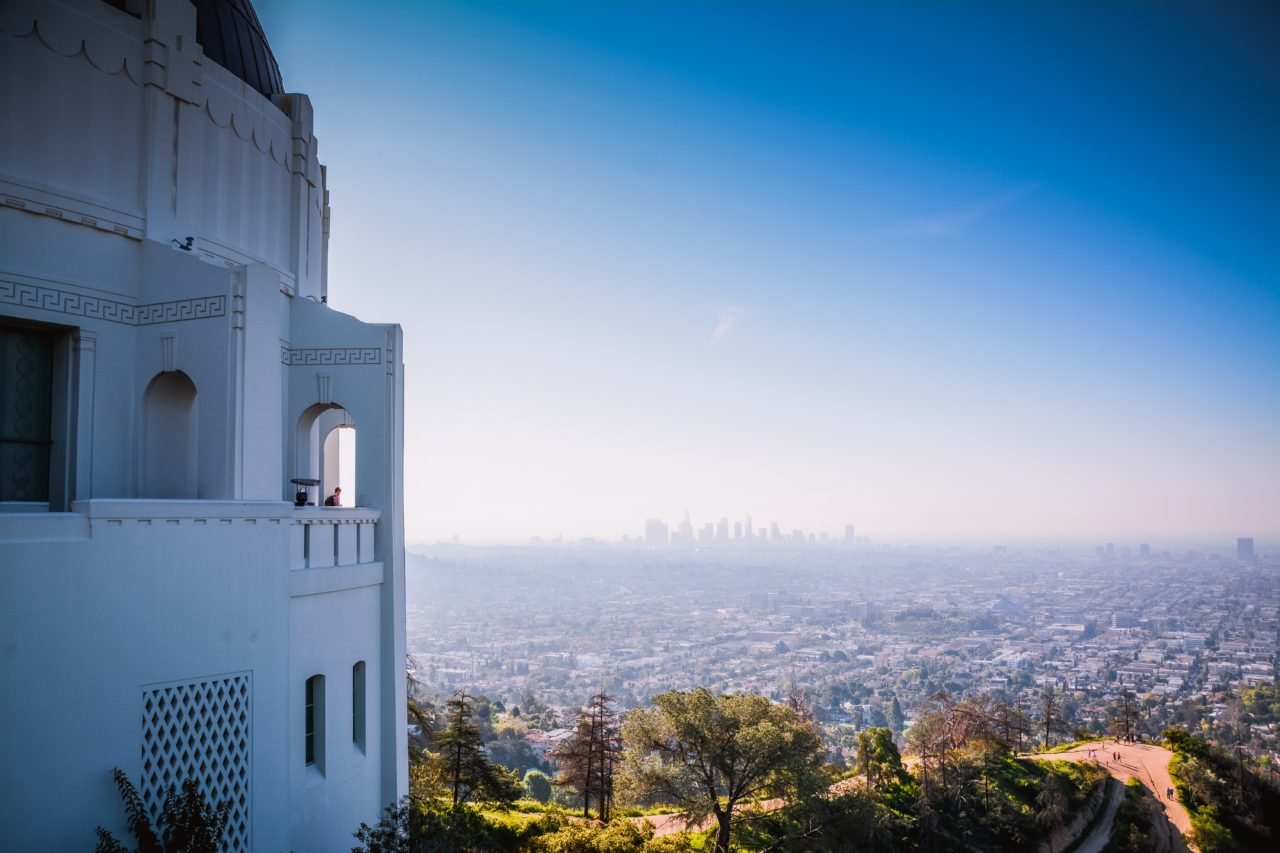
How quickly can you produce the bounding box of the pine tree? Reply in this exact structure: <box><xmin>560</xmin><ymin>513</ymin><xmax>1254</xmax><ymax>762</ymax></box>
<box><xmin>889</xmin><ymin>695</ymin><xmax>906</xmax><ymax>734</ymax></box>
<box><xmin>553</xmin><ymin>692</ymin><xmax>622</xmax><ymax>820</ymax></box>
<box><xmin>1110</xmin><ymin>689</ymin><xmax>1142</xmax><ymax>742</ymax></box>
<box><xmin>1040</xmin><ymin>687</ymin><xmax>1064</xmax><ymax>749</ymax></box>
<box><xmin>430</xmin><ymin>691</ymin><xmax>519</xmax><ymax>807</ymax></box>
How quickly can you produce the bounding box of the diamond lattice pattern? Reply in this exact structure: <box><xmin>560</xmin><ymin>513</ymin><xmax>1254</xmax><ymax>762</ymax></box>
<box><xmin>141</xmin><ymin>674</ymin><xmax>251</xmax><ymax>851</ymax></box>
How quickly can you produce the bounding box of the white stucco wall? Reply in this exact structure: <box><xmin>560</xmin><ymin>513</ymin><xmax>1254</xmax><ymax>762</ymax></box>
<box><xmin>0</xmin><ymin>0</ymin><xmax>408</xmax><ymax>848</ymax></box>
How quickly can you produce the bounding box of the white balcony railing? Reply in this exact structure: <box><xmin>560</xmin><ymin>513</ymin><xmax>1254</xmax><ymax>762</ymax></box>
<box><xmin>290</xmin><ymin>507</ymin><xmax>379</xmax><ymax>570</ymax></box>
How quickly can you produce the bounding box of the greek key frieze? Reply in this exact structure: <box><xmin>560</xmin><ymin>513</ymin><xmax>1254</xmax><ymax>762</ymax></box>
<box><xmin>0</xmin><ymin>280</ymin><xmax>225</xmax><ymax>326</ymax></box>
<box><xmin>281</xmin><ymin>347</ymin><xmax>383</xmax><ymax>366</ymax></box>
<box><xmin>133</xmin><ymin>295</ymin><xmax>226</xmax><ymax>325</ymax></box>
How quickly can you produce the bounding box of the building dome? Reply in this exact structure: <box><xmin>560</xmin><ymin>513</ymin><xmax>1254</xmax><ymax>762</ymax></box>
<box><xmin>192</xmin><ymin>0</ymin><xmax>284</xmax><ymax>100</ymax></box>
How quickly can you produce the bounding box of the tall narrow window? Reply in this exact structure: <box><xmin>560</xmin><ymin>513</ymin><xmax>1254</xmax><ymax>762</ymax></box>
<box><xmin>352</xmin><ymin>661</ymin><xmax>366</xmax><ymax>752</ymax></box>
<box><xmin>0</xmin><ymin>322</ymin><xmax>54</xmax><ymax>505</ymax></box>
<box><xmin>305</xmin><ymin>674</ymin><xmax>325</xmax><ymax>773</ymax></box>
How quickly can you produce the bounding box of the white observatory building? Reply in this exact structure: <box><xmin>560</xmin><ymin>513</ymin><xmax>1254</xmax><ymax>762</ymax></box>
<box><xmin>0</xmin><ymin>0</ymin><xmax>407</xmax><ymax>848</ymax></box>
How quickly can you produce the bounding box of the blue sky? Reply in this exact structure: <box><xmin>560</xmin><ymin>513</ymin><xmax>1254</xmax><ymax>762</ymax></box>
<box><xmin>258</xmin><ymin>0</ymin><xmax>1279</xmax><ymax>543</ymax></box>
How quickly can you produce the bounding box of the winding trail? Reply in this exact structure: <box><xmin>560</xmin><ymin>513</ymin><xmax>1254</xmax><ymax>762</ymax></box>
<box><xmin>1022</xmin><ymin>740</ymin><xmax>1195</xmax><ymax>852</ymax></box>
<box><xmin>1072</xmin><ymin>779</ymin><xmax>1126</xmax><ymax>853</ymax></box>
<box><xmin>634</xmin><ymin>740</ymin><xmax>1196</xmax><ymax>846</ymax></box>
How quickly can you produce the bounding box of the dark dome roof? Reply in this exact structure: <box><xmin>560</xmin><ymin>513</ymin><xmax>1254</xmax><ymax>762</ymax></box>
<box><xmin>193</xmin><ymin>0</ymin><xmax>285</xmax><ymax>101</ymax></box>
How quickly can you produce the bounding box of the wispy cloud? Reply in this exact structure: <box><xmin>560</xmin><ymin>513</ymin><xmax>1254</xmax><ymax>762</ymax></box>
<box><xmin>712</xmin><ymin>307</ymin><xmax>743</xmax><ymax>344</ymax></box>
<box><xmin>887</xmin><ymin>182</ymin><xmax>1039</xmax><ymax>238</ymax></box>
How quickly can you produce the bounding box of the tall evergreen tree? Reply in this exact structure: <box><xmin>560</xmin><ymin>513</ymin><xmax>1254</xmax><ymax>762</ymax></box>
<box><xmin>1110</xmin><ymin>689</ymin><xmax>1142</xmax><ymax>741</ymax></box>
<box><xmin>855</xmin><ymin>726</ymin><xmax>903</xmax><ymax>789</ymax></box>
<box><xmin>1040</xmin><ymin>687</ymin><xmax>1064</xmax><ymax>749</ymax></box>
<box><xmin>553</xmin><ymin>692</ymin><xmax>622</xmax><ymax>820</ymax></box>
<box><xmin>430</xmin><ymin>691</ymin><xmax>519</xmax><ymax>807</ymax></box>
<box><xmin>890</xmin><ymin>695</ymin><xmax>906</xmax><ymax>734</ymax></box>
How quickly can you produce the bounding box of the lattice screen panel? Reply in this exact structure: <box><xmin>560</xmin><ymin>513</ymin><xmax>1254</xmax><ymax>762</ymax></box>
<box><xmin>141</xmin><ymin>674</ymin><xmax>252</xmax><ymax>851</ymax></box>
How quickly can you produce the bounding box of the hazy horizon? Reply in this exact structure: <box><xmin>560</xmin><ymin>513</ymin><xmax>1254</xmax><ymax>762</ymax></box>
<box><xmin>260</xmin><ymin>0</ymin><xmax>1280</xmax><ymax>543</ymax></box>
<box><xmin>406</xmin><ymin>531</ymin><xmax>1272</xmax><ymax>555</ymax></box>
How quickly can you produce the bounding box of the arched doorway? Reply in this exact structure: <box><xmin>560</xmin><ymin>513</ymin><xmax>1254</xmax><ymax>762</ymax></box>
<box><xmin>295</xmin><ymin>403</ymin><xmax>356</xmax><ymax>506</ymax></box>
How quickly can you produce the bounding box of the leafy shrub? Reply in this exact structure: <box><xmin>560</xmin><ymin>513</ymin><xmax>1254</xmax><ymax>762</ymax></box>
<box><xmin>95</xmin><ymin>768</ymin><xmax>230</xmax><ymax>853</ymax></box>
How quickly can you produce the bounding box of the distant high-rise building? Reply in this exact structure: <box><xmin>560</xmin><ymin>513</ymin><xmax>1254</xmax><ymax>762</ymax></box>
<box><xmin>844</xmin><ymin>524</ymin><xmax>855</xmax><ymax>545</ymax></box>
<box><xmin>679</xmin><ymin>512</ymin><xmax>694</xmax><ymax>546</ymax></box>
<box><xmin>717</xmin><ymin>517</ymin><xmax>729</xmax><ymax>542</ymax></box>
<box><xmin>1106</xmin><ymin>543</ymin><xmax>1115</xmax><ymax>557</ymax></box>
<box><xmin>745</xmin><ymin>516</ymin><xmax>754</xmax><ymax>540</ymax></box>
<box><xmin>734</xmin><ymin>521</ymin><xmax>742</xmax><ymax>540</ymax></box>
<box><xmin>1238</xmin><ymin>538</ymin><xmax>1255</xmax><ymax>560</ymax></box>
<box><xmin>1139</xmin><ymin>543</ymin><xmax>1150</xmax><ymax>558</ymax></box>
<box><xmin>770</xmin><ymin>522</ymin><xmax>782</xmax><ymax>542</ymax></box>
<box><xmin>699</xmin><ymin>523</ymin><xmax>714</xmax><ymax>545</ymax></box>
<box><xmin>644</xmin><ymin>519</ymin><xmax>669</xmax><ymax>547</ymax></box>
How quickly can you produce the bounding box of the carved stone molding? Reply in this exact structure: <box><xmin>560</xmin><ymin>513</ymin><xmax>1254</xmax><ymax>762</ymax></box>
<box><xmin>0</xmin><ymin>0</ymin><xmax>146</xmax><ymax>86</ymax></box>
<box><xmin>162</xmin><ymin>335</ymin><xmax>176</xmax><ymax>372</ymax></box>
<box><xmin>72</xmin><ymin>329</ymin><xmax>97</xmax><ymax>352</ymax></box>
<box><xmin>0</xmin><ymin>280</ymin><xmax>225</xmax><ymax>326</ymax></box>
<box><xmin>280</xmin><ymin>347</ymin><xmax>383</xmax><ymax>367</ymax></box>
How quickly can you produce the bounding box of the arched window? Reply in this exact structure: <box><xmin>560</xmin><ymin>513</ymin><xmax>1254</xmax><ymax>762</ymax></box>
<box><xmin>141</xmin><ymin>371</ymin><xmax>197</xmax><ymax>498</ymax></box>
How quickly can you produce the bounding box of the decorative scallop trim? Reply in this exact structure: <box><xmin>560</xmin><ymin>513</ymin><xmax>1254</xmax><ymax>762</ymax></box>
<box><xmin>201</xmin><ymin>70</ymin><xmax>292</xmax><ymax>168</ymax></box>
<box><xmin>0</xmin><ymin>0</ymin><xmax>318</xmax><ymax>179</ymax></box>
<box><xmin>0</xmin><ymin>0</ymin><xmax>145</xmax><ymax>85</ymax></box>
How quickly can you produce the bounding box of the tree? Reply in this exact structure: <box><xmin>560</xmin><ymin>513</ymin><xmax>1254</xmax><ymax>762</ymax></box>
<box><xmin>1110</xmin><ymin>690</ymin><xmax>1142</xmax><ymax>742</ymax></box>
<box><xmin>736</xmin><ymin>788</ymin><xmax>907</xmax><ymax>853</ymax></box>
<box><xmin>95</xmin><ymin>768</ymin><xmax>229</xmax><ymax>853</ymax></box>
<box><xmin>553</xmin><ymin>692</ymin><xmax>622</xmax><ymax>820</ymax></box>
<box><xmin>523</xmin><ymin>769</ymin><xmax>553</xmax><ymax>804</ymax></box>
<box><xmin>890</xmin><ymin>695</ymin><xmax>907</xmax><ymax>735</ymax></box>
<box><xmin>618</xmin><ymin>688</ymin><xmax>827</xmax><ymax>853</ymax></box>
<box><xmin>429</xmin><ymin>691</ymin><xmax>520</xmax><ymax>807</ymax></box>
<box><xmin>1040</xmin><ymin>688</ymin><xmax>1064</xmax><ymax>749</ymax></box>
<box><xmin>856</xmin><ymin>726</ymin><xmax>903</xmax><ymax>789</ymax></box>
<box><xmin>1035</xmin><ymin>774</ymin><xmax>1069</xmax><ymax>827</ymax></box>
<box><xmin>991</xmin><ymin>696</ymin><xmax>1031</xmax><ymax>754</ymax></box>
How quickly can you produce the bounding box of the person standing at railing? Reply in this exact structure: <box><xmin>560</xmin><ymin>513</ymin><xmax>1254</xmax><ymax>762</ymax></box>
<box><xmin>324</xmin><ymin>487</ymin><xmax>342</xmax><ymax>506</ymax></box>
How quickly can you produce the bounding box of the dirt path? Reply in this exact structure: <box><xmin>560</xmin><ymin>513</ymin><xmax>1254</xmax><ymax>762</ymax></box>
<box><xmin>1072</xmin><ymin>778</ymin><xmax>1125</xmax><ymax>853</ymax></box>
<box><xmin>636</xmin><ymin>740</ymin><xmax>1195</xmax><ymax>845</ymax></box>
<box><xmin>1023</xmin><ymin>740</ymin><xmax>1194</xmax><ymax>851</ymax></box>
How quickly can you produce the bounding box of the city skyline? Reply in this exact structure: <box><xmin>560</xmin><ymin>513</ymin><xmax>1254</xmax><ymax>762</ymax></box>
<box><xmin>261</xmin><ymin>0</ymin><xmax>1280</xmax><ymax>542</ymax></box>
<box><xmin>414</xmin><ymin>514</ymin><xmax>1267</xmax><ymax>556</ymax></box>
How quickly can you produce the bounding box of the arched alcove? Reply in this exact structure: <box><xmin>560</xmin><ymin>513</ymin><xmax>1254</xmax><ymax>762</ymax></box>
<box><xmin>294</xmin><ymin>403</ymin><xmax>356</xmax><ymax>506</ymax></box>
<box><xmin>321</xmin><ymin>421</ymin><xmax>356</xmax><ymax>505</ymax></box>
<box><xmin>141</xmin><ymin>371</ymin><xmax>198</xmax><ymax>498</ymax></box>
